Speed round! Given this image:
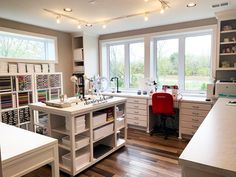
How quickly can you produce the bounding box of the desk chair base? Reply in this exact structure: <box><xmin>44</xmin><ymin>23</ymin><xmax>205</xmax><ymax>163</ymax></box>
<box><xmin>150</xmin><ymin>116</ymin><xmax>177</xmax><ymax>139</ymax></box>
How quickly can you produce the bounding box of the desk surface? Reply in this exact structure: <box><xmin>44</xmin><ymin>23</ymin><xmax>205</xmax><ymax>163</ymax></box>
<box><xmin>29</xmin><ymin>96</ymin><xmax>126</xmax><ymax>116</ymax></box>
<box><xmin>0</xmin><ymin>123</ymin><xmax>56</xmax><ymax>164</ymax></box>
<box><xmin>179</xmin><ymin>98</ymin><xmax>236</xmax><ymax>175</ymax></box>
<box><xmin>102</xmin><ymin>92</ymin><xmax>212</xmax><ymax>104</ymax></box>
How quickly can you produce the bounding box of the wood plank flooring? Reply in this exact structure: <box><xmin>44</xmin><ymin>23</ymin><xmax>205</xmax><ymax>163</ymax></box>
<box><xmin>23</xmin><ymin>128</ymin><xmax>188</xmax><ymax>177</ymax></box>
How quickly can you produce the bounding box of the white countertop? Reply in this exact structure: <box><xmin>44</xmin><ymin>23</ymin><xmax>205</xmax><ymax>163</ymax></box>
<box><xmin>0</xmin><ymin>123</ymin><xmax>57</xmax><ymax>164</ymax></box>
<box><xmin>102</xmin><ymin>92</ymin><xmax>212</xmax><ymax>104</ymax></box>
<box><xmin>29</xmin><ymin>96</ymin><xmax>127</xmax><ymax>116</ymax></box>
<box><xmin>179</xmin><ymin>98</ymin><xmax>236</xmax><ymax>175</ymax></box>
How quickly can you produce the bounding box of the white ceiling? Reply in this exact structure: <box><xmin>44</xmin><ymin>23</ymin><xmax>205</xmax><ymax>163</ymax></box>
<box><xmin>0</xmin><ymin>0</ymin><xmax>236</xmax><ymax>35</ymax></box>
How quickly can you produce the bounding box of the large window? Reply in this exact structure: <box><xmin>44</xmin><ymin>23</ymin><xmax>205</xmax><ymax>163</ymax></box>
<box><xmin>129</xmin><ymin>42</ymin><xmax>144</xmax><ymax>88</ymax></box>
<box><xmin>107</xmin><ymin>40</ymin><xmax>144</xmax><ymax>90</ymax></box>
<box><xmin>0</xmin><ymin>28</ymin><xmax>57</xmax><ymax>62</ymax></box>
<box><xmin>185</xmin><ymin>35</ymin><xmax>211</xmax><ymax>91</ymax></box>
<box><xmin>109</xmin><ymin>44</ymin><xmax>125</xmax><ymax>88</ymax></box>
<box><xmin>156</xmin><ymin>38</ymin><xmax>179</xmax><ymax>89</ymax></box>
<box><xmin>155</xmin><ymin>31</ymin><xmax>212</xmax><ymax>93</ymax></box>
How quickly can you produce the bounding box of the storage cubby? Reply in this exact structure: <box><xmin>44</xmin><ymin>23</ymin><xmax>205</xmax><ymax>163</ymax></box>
<box><xmin>17</xmin><ymin>75</ymin><xmax>32</xmax><ymax>91</ymax></box>
<box><xmin>1</xmin><ymin>109</ymin><xmax>18</xmax><ymax>125</ymax></box>
<box><xmin>93</xmin><ymin>134</ymin><xmax>115</xmax><ymax>159</ymax></box>
<box><xmin>0</xmin><ymin>76</ymin><xmax>12</xmax><ymax>93</ymax></box>
<box><xmin>19</xmin><ymin>107</ymin><xmax>30</xmax><ymax>123</ymax></box>
<box><xmin>0</xmin><ymin>93</ymin><xmax>13</xmax><ymax>109</ymax></box>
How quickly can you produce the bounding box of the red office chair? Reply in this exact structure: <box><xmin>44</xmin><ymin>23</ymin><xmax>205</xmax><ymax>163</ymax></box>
<box><xmin>151</xmin><ymin>92</ymin><xmax>175</xmax><ymax>139</ymax></box>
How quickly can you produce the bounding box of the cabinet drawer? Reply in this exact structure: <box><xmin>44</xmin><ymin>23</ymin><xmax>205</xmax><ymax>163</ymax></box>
<box><xmin>126</xmin><ymin>108</ymin><xmax>147</xmax><ymax>115</ymax></box>
<box><xmin>126</xmin><ymin>103</ymin><xmax>147</xmax><ymax>110</ymax></box>
<box><xmin>127</xmin><ymin>98</ymin><xmax>147</xmax><ymax>104</ymax></box>
<box><xmin>180</xmin><ymin>108</ymin><xmax>209</xmax><ymax>117</ymax></box>
<box><xmin>181</xmin><ymin>127</ymin><xmax>196</xmax><ymax>136</ymax></box>
<box><xmin>126</xmin><ymin>113</ymin><xmax>147</xmax><ymax>121</ymax></box>
<box><xmin>180</xmin><ymin>114</ymin><xmax>205</xmax><ymax>124</ymax></box>
<box><xmin>127</xmin><ymin>119</ymin><xmax>147</xmax><ymax>127</ymax></box>
<box><xmin>181</xmin><ymin>121</ymin><xmax>200</xmax><ymax>130</ymax></box>
<box><xmin>181</xmin><ymin>102</ymin><xmax>212</xmax><ymax>111</ymax></box>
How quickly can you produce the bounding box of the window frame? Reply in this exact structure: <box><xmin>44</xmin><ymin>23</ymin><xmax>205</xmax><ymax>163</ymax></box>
<box><xmin>106</xmin><ymin>39</ymin><xmax>145</xmax><ymax>90</ymax></box>
<box><xmin>153</xmin><ymin>30</ymin><xmax>214</xmax><ymax>95</ymax></box>
<box><xmin>0</xmin><ymin>27</ymin><xmax>58</xmax><ymax>63</ymax></box>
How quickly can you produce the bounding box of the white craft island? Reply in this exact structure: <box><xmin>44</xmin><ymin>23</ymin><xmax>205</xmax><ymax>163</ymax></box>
<box><xmin>179</xmin><ymin>98</ymin><xmax>236</xmax><ymax>177</ymax></box>
<box><xmin>29</xmin><ymin>96</ymin><xmax>127</xmax><ymax>176</ymax></box>
<box><xmin>0</xmin><ymin>122</ymin><xmax>59</xmax><ymax>177</ymax></box>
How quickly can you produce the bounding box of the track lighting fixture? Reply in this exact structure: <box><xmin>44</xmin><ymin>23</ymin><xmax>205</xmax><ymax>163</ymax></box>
<box><xmin>46</xmin><ymin>0</ymin><xmax>170</xmax><ymax>29</ymax></box>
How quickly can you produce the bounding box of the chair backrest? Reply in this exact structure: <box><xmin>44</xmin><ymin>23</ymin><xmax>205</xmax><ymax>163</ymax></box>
<box><xmin>152</xmin><ymin>92</ymin><xmax>174</xmax><ymax>115</ymax></box>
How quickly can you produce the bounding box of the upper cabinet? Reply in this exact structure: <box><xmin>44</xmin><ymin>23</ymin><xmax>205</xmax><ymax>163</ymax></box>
<box><xmin>72</xmin><ymin>34</ymin><xmax>98</xmax><ymax>78</ymax></box>
<box><xmin>216</xmin><ymin>9</ymin><xmax>236</xmax><ymax>70</ymax></box>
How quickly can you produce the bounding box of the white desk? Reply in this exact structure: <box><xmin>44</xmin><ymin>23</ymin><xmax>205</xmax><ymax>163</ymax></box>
<box><xmin>0</xmin><ymin>123</ymin><xmax>59</xmax><ymax>177</ymax></box>
<box><xmin>179</xmin><ymin>98</ymin><xmax>236</xmax><ymax>177</ymax></box>
<box><xmin>102</xmin><ymin>92</ymin><xmax>213</xmax><ymax>138</ymax></box>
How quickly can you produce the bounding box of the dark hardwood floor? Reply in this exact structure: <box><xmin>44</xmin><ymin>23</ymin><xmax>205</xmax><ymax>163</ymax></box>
<box><xmin>24</xmin><ymin>128</ymin><xmax>188</xmax><ymax>177</ymax></box>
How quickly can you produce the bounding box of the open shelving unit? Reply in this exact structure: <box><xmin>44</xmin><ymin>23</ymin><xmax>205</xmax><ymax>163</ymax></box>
<box><xmin>216</xmin><ymin>11</ymin><xmax>236</xmax><ymax>70</ymax></box>
<box><xmin>0</xmin><ymin>74</ymin><xmax>34</xmax><ymax>130</ymax></box>
<box><xmin>29</xmin><ymin>97</ymin><xmax>127</xmax><ymax>176</ymax></box>
<box><xmin>33</xmin><ymin>72</ymin><xmax>63</xmax><ymax>135</ymax></box>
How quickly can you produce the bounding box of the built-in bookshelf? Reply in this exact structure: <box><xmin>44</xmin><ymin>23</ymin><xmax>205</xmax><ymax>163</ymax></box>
<box><xmin>216</xmin><ymin>10</ymin><xmax>236</xmax><ymax>70</ymax></box>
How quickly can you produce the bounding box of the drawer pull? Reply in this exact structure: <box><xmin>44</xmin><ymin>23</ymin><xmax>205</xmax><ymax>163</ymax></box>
<box><xmin>134</xmin><ymin>106</ymin><xmax>139</xmax><ymax>108</ymax></box>
<box><xmin>134</xmin><ymin>111</ymin><xmax>139</xmax><ymax>114</ymax></box>
<box><xmin>192</xmin><ymin>106</ymin><xmax>199</xmax><ymax>109</ymax></box>
<box><xmin>134</xmin><ymin>100</ymin><xmax>139</xmax><ymax>103</ymax></box>
<box><xmin>192</xmin><ymin>118</ymin><xmax>199</xmax><ymax>122</ymax></box>
<box><xmin>134</xmin><ymin>122</ymin><xmax>139</xmax><ymax>124</ymax></box>
<box><xmin>134</xmin><ymin>117</ymin><xmax>138</xmax><ymax>119</ymax></box>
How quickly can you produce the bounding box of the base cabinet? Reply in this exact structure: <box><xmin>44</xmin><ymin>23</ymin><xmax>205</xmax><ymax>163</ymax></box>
<box><xmin>30</xmin><ymin>98</ymin><xmax>126</xmax><ymax>176</ymax></box>
<box><xmin>179</xmin><ymin>101</ymin><xmax>213</xmax><ymax>138</ymax></box>
<box><xmin>126</xmin><ymin>98</ymin><xmax>148</xmax><ymax>130</ymax></box>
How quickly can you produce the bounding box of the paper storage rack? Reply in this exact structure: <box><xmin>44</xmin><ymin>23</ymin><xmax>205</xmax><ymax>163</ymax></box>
<box><xmin>29</xmin><ymin>97</ymin><xmax>127</xmax><ymax>176</ymax></box>
<box><xmin>33</xmin><ymin>72</ymin><xmax>63</xmax><ymax>134</ymax></box>
<box><xmin>0</xmin><ymin>74</ymin><xmax>34</xmax><ymax>130</ymax></box>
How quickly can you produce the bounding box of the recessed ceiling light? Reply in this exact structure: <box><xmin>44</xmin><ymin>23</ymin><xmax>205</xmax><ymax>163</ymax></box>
<box><xmin>89</xmin><ymin>0</ymin><xmax>96</xmax><ymax>5</ymax></box>
<box><xmin>64</xmin><ymin>8</ymin><xmax>72</xmax><ymax>12</ymax></box>
<box><xmin>187</xmin><ymin>2</ymin><xmax>196</xmax><ymax>7</ymax></box>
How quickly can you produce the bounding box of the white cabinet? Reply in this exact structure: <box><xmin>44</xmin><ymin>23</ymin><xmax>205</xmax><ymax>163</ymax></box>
<box><xmin>30</xmin><ymin>97</ymin><xmax>127</xmax><ymax>176</ymax></box>
<box><xmin>126</xmin><ymin>98</ymin><xmax>148</xmax><ymax>128</ymax></box>
<box><xmin>180</xmin><ymin>101</ymin><xmax>212</xmax><ymax>138</ymax></box>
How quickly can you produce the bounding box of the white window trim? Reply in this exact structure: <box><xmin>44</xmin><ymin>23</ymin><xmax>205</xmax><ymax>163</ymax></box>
<box><xmin>0</xmin><ymin>27</ymin><xmax>58</xmax><ymax>63</ymax></box>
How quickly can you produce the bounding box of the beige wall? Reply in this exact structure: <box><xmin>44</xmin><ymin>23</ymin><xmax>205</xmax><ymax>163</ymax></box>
<box><xmin>99</xmin><ymin>18</ymin><xmax>217</xmax><ymax>40</ymax></box>
<box><xmin>0</xmin><ymin>18</ymin><xmax>74</xmax><ymax>96</ymax></box>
